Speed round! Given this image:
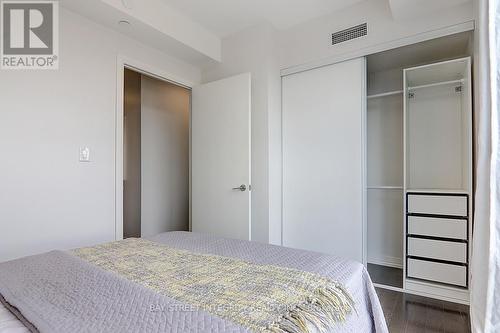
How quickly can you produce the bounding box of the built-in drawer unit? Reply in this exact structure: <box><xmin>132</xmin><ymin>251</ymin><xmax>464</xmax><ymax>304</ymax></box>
<box><xmin>407</xmin><ymin>216</ymin><xmax>467</xmax><ymax>240</ymax></box>
<box><xmin>405</xmin><ymin>192</ymin><xmax>470</xmax><ymax>290</ymax></box>
<box><xmin>407</xmin><ymin>237</ymin><xmax>467</xmax><ymax>263</ymax></box>
<box><xmin>407</xmin><ymin>194</ymin><xmax>468</xmax><ymax>217</ymax></box>
<box><xmin>407</xmin><ymin>258</ymin><xmax>467</xmax><ymax>288</ymax></box>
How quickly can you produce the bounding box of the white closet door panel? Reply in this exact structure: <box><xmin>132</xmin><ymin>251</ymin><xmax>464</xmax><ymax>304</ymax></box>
<box><xmin>282</xmin><ymin>58</ymin><xmax>365</xmax><ymax>262</ymax></box>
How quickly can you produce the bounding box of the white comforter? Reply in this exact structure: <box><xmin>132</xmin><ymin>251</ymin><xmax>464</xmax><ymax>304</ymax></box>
<box><xmin>0</xmin><ymin>232</ymin><xmax>388</xmax><ymax>333</ymax></box>
<box><xmin>0</xmin><ymin>303</ymin><xmax>29</xmax><ymax>333</ymax></box>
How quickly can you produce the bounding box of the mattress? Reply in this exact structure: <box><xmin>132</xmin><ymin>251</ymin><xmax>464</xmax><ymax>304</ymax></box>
<box><xmin>0</xmin><ymin>232</ymin><xmax>388</xmax><ymax>332</ymax></box>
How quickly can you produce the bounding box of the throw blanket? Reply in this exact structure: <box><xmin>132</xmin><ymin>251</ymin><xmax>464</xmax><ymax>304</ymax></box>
<box><xmin>73</xmin><ymin>238</ymin><xmax>354</xmax><ymax>333</ymax></box>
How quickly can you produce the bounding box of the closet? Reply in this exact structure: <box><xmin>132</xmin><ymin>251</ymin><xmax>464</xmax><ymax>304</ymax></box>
<box><xmin>282</xmin><ymin>30</ymin><xmax>474</xmax><ymax>304</ymax></box>
<box><xmin>123</xmin><ymin>68</ymin><xmax>190</xmax><ymax>239</ymax></box>
<box><xmin>366</xmin><ymin>33</ymin><xmax>473</xmax><ymax>303</ymax></box>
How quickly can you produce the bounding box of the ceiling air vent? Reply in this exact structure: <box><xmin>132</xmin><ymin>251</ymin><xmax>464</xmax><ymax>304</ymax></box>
<box><xmin>331</xmin><ymin>23</ymin><xmax>367</xmax><ymax>45</ymax></box>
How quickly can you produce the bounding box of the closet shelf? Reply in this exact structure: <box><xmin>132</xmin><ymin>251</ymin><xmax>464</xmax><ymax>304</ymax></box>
<box><xmin>367</xmin><ymin>90</ymin><xmax>403</xmax><ymax>99</ymax></box>
<box><xmin>367</xmin><ymin>186</ymin><xmax>404</xmax><ymax>190</ymax></box>
<box><xmin>407</xmin><ymin>79</ymin><xmax>464</xmax><ymax>91</ymax></box>
<box><xmin>405</xmin><ymin>188</ymin><xmax>469</xmax><ymax>194</ymax></box>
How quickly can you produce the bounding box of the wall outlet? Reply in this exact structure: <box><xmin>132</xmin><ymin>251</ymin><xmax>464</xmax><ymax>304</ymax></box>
<box><xmin>79</xmin><ymin>147</ymin><xmax>91</xmax><ymax>162</ymax></box>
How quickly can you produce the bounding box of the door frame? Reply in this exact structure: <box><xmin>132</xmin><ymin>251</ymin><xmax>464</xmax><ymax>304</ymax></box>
<box><xmin>114</xmin><ymin>55</ymin><xmax>194</xmax><ymax>240</ymax></box>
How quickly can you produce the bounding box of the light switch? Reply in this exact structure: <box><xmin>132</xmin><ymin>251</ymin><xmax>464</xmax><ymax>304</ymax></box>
<box><xmin>79</xmin><ymin>147</ymin><xmax>91</xmax><ymax>162</ymax></box>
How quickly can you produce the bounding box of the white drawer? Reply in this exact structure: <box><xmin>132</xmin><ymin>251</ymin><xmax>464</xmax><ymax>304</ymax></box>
<box><xmin>408</xmin><ymin>194</ymin><xmax>467</xmax><ymax>216</ymax></box>
<box><xmin>408</xmin><ymin>216</ymin><xmax>467</xmax><ymax>240</ymax></box>
<box><xmin>408</xmin><ymin>237</ymin><xmax>467</xmax><ymax>263</ymax></box>
<box><xmin>407</xmin><ymin>258</ymin><xmax>467</xmax><ymax>287</ymax></box>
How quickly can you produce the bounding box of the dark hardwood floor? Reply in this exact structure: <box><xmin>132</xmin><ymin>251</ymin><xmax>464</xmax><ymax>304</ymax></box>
<box><xmin>376</xmin><ymin>288</ymin><xmax>471</xmax><ymax>333</ymax></box>
<box><xmin>368</xmin><ymin>263</ymin><xmax>403</xmax><ymax>288</ymax></box>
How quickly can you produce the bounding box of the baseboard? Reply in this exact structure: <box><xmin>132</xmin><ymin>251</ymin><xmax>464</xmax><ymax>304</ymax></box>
<box><xmin>373</xmin><ymin>283</ymin><xmax>404</xmax><ymax>293</ymax></box>
<box><xmin>368</xmin><ymin>256</ymin><xmax>403</xmax><ymax>269</ymax></box>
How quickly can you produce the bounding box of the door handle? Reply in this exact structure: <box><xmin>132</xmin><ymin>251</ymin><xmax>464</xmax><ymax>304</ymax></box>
<box><xmin>232</xmin><ymin>184</ymin><xmax>247</xmax><ymax>192</ymax></box>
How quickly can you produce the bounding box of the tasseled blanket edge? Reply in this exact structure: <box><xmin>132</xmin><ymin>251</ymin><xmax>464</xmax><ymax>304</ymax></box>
<box><xmin>264</xmin><ymin>284</ymin><xmax>356</xmax><ymax>333</ymax></box>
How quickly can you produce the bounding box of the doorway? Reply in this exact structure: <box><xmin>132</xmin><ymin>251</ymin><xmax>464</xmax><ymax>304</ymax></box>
<box><xmin>123</xmin><ymin>68</ymin><xmax>191</xmax><ymax>238</ymax></box>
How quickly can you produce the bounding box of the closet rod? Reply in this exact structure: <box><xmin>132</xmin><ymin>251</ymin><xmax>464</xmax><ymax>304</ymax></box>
<box><xmin>407</xmin><ymin>79</ymin><xmax>464</xmax><ymax>91</ymax></box>
<box><xmin>367</xmin><ymin>90</ymin><xmax>403</xmax><ymax>99</ymax></box>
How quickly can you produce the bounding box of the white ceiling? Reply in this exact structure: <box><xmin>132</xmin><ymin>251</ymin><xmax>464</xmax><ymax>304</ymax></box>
<box><xmin>62</xmin><ymin>0</ymin><xmax>222</xmax><ymax>64</ymax></box>
<box><xmin>161</xmin><ymin>0</ymin><xmax>365</xmax><ymax>37</ymax></box>
<box><xmin>388</xmin><ymin>0</ymin><xmax>471</xmax><ymax>20</ymax></box>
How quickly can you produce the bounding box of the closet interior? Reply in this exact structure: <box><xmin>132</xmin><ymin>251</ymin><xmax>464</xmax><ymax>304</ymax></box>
<box><xmin>123</xmin><ymin>68</ymin><xmax>190</xmax><ymax>239</ymax></box>
<box><xmin>366</xmin><ymin>31</ymin><xmax>473</xmax><ymax>303</ymax></box>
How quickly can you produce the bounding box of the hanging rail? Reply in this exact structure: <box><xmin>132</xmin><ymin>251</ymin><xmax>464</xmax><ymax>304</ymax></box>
<box><xmin>407</xmin><ymin>79</ymin><xmax>464</xmax><ymax>91</ymax></box>
<box><xmin>367</xmin><ymin>186</ymin><xmax>404</xmax><ymax>190</ymax></box>
<box><xmin>367</xmin><ymin>90</ymin><xmax>404</xmax><ymax>99</ymax></box>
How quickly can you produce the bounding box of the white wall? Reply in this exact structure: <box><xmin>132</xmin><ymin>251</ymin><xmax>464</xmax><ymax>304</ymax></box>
<box><xmin>140</xmin><ymin>76</ymin><xmax>190</xmax><ymax>237</ymax></box>
<box><xmin>203</xmin><ymin>24</ymin><xmax>282</xmax><ymax>244</ymax></box>
<box><xmin>267</xmin><ymin>42</ymin><xmax>283</xmax><ymax>246</ymax></box>
<box><xmin>388</xmin><ymin>0</ymin><xmax>470</xmax><ymax>21</ymax></box>
<box><xmin>0</xmin><ymin>8</ymin><xmax>200</xmax><ymax>262</ymax></box>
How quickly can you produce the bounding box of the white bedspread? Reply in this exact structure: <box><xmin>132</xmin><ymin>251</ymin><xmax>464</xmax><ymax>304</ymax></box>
<box><xmin>148</xmin><ymin>232</ymin><xmax>388</xmax><ymax>333</ymax></box>
<box><xmin>0</xmin><ymin>232</ymin><xmax>388</xmax><ymax>332</ymax></box>
<box><xmin>0</xmin><ymin>303</ymin><xmax>29</xmax><ymax>333</ymax></box>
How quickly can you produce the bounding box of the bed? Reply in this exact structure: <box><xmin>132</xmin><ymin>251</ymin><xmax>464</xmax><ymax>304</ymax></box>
<box><xmin>0</xmin><ymin>232</ymin><xmax>388</xmax><ymax>333</ymax></box>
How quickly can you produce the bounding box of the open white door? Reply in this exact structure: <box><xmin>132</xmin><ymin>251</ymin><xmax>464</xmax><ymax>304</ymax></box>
<box><xmin>191</xmin><ymin>73</ymin><xmax>251</xmax><ymax>240</ymax></box>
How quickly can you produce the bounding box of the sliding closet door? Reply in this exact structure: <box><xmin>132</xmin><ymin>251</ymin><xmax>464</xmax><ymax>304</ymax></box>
<box><xmin>282</xmin><ymin>58</ymin><xmax>366</xmax><ymax>263</ymax></box>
